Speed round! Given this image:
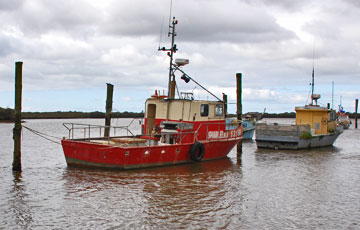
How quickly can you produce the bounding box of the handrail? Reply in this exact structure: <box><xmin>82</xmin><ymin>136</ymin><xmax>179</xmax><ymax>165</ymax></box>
<box><xmin>63</xmin><ymin>123</ymin><xmax>135</xmax><ymax>139</ymax></box>
<box><xmin>63</xmin><ymin>119</ymin><xmax>241</xmax><ymax>144</ymax></box>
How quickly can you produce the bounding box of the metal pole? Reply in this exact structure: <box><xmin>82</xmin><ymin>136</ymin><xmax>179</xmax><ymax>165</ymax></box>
<box><xmin>168</xmin><ymin>17</ymin><xmax>177</xmax><ymax>99</ymax></box>
<box><xmin>331</xmin><ymin>81</ymin><xmax>334</xmax><ymax>109</ymax></box>
<box><xmin>104</xmin><ymin>83</ymin><xmax>114</xmax><ymax>137</ymax></box>
<box><xmin>12</xmin><ymin>62</ymin><xmax>23</xmax><ymax>172</ymax></box>
<box><xmin>311</xmin><ymin>68</ymin><xmax>315</xmax><ymax>105</ymax></box>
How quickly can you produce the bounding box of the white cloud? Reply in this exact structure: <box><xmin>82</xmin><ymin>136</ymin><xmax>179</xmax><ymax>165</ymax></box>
<box><xmin>0</xmin><ymin>0</ymin><xmax>359</xmax><ymax>113</ymax></box>
<box><xmin>120</xmin><ymin>96</ymin><xmax>132</xmax><ymax>102</ymax></box>
<box><xmin>101</xmin><ymin>45</ymin><xmax>148</xmax><ymax>67</ymax></box>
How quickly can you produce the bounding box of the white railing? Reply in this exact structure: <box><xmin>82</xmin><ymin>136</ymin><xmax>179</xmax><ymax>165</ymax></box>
<box><xmin>63</xmin><ymin>120</ymin><xmax>241</xmax><ymax>144</ymax></box>
<box><xmin>63</xmin><ymin>123</ymin><xmax>135</xmax><ymax>140</ymax></box>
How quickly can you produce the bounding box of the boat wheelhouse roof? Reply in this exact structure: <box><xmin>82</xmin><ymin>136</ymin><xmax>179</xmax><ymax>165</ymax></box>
<box><xmin>295</xmin><ymin>105</ymin><xmax>330</xmax><ymax>112</ymax></box>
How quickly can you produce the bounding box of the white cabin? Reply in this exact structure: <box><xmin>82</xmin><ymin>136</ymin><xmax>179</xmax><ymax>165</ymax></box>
<box><xmin>145</xmin><ymin>97</ymin><xmax>225</xmax><ymax>135</ymax></box>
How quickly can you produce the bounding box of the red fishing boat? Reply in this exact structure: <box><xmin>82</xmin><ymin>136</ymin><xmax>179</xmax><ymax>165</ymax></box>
<box><xmin>61</xmin><ymin>17</ymin><xmax>243</xmax><ymax>169</ymax></box>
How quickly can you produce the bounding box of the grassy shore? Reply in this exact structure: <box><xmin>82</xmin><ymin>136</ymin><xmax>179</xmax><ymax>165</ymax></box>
<box><xmin>2</xmin><ymin>106</ymin><xmax>358</xmax><ymax>122</ymax></box>
<box><xmin>0</xmin><ymin>107</ymin><xmax>144</xmax><ymax>122</ymax></box>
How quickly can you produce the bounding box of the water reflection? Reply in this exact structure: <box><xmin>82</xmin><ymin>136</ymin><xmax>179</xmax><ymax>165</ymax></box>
<box><xmin>7</xmin><ymin>171</ymin><xmax>33</xmax><ymax>229</ymax></box>
<box><xmin>140</xmin><ymin>159</ymin><xmax>237</xmax><ymax>228</ymax></box>
<box><xmin>60</xmin><ymin>158</ymin><xmax>244</xmax><ymax>229</ymax></box>
<box><xmin>62</xmin><ymin>158</ymin><xmax>236</xmax><ymax>182</ymax></box>
<box><xmin>254</xmin><ymin>146</ymin><xmax>340</xmax><ymax>162</ymax></box>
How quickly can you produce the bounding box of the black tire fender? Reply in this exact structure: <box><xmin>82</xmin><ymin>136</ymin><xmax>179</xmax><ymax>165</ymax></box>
<box><xmin>322</xmin><ymin>118</ymin><xmax>328</xmax><ymax>125</ymax></box>
<box><xmin>189</xmin><ymin>142</ymin><xmax>205</xmax><ymax>162</ymax></box>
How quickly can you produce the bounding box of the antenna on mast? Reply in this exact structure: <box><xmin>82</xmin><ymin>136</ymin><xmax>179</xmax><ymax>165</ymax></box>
<box><xmin>311</xmin><ymin>61</ymin><xmax>315</xmax><ymax>104</ymax></box>
<box><xmin>159</xmin><ymin>16</ymin><xmax>178</xmax><ymax>99</ymax></box>
<box><xmin>332</xmin><ymin>81</ymin><xmax>334</xmax><ymax>109</ymax></box>
<box><xmin>312</xmin><ymin>40</ymin><xmax>315</xmax><ymax>69</ymax></box>
<box><xmin>168</xmin><ymin>0</ymin><xmax>173</xmax><ymax>36</ymax></box>
<box><xmin>310</xmin><ymin>41</ymin><xmax>318</xmax><ymax>105</ymax></box>
<box><xmin>158</xmin><ymin>16</ymin><xmax>164</xmax><ymax>50</ymax></box>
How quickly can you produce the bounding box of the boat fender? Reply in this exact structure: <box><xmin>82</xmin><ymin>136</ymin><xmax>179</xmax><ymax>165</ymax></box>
<box><xmin>322</xmin><ymin>118</ymin><xmax>328</xmax><ymax>125</ymax></box>
<box><xmin>189</xmin><ymin>142</ymin><xmax>205</xmax><ymax>162</ymax></box>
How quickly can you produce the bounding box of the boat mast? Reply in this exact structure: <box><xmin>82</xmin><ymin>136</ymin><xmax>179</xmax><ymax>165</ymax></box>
<box><xmin>339</xmin><ymin>96</ymin><xmax>343</xmax><ymax>111</ymax></box>
<box><xmin>158</xmin><ymin>17</ymin><xmax>223</xmax><ymax>102</ymax></box>
<box><xmin>159</xmin><ymin>17</ymin><xmax>178</xmax><ymax>99</ymax></box>
<box><xmin>311</xmin><ymin>44</ymin><xmax>316</xmax><ymax>106</ymax></box>
<box><xmin>311</xmin><ymin>66</ymin><xmax>315</xmax><ymax>105</ymax></box>
<box><xmin>332</xmin><ymin>81</ymin><xmax>334</xmax><ymax>109</ymax></box>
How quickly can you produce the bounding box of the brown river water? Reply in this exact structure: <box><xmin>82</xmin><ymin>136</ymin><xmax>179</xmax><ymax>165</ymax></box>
<box><xmin>1</xmin><ymin>118</ymin><xmax>359</xmax><ymax>229</ymax></box>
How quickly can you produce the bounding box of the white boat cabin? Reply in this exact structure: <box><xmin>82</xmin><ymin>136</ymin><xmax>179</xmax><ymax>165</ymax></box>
<box><xmin>145</xmin><ymin>95</ymin><xmax>225</xmax><ymax>135</ymax></box>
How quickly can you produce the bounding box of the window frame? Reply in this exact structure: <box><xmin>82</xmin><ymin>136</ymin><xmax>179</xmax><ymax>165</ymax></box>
<box><xmin>200</xmin><ymin>104</ymin><xmax>209</xmax><ymax>117</ymax></box>
<box><xmin>215</xmin><ymin>104</ymin><xmax>223</xmax><ymax>116</ymax></box>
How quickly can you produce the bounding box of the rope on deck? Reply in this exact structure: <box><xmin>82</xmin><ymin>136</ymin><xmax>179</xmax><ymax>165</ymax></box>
<box><xmin>22</xmin><ymin>125</ymin><xmax>62</xmax><ymax>145</ymax></box>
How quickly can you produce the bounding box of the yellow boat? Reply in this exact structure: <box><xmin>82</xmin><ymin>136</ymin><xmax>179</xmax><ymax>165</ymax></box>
<box><xmin>255</xmin><ymin>70</ymin><xmax>343</xmax><ymax>149</ymax></box>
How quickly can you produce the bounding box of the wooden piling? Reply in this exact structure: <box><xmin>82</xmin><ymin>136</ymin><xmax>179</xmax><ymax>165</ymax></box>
<box><xmin>355</xmin><ymin>99</ymin><xmax>358</xmax><ymax>129</ymax></box>
<box><xmin>12</xmin><ymin>62</ymin><xmax>23</xmax><ymax>172</ymax></box>
<box><xmin>236</xmin><ymin>73</ymin><xmax>242</xmax><ymax>120</ymax></box>
<box><xmin>236</xmin><ymin>73</ymin><xmax>243</xmax><ymax>154</ymax></box>
<box><xmin>104</xmin><ymin>83</ymin><xmax>114</xmax><ymax>137</ymax></box>
<box><xmin>222</xmin><ymin>93</ymin><xmax>227</xmax><ymax>117</ymax></box>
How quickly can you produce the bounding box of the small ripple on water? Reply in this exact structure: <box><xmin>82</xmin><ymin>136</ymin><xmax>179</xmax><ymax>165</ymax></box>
<box><xmin>1</xmin><ymin>119</ymin><xmax>360</xmax><ymax>229</ymax></box>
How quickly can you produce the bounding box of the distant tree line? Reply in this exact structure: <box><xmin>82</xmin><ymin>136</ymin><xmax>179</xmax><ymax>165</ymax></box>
<box><xmin>0</xmin><ymin>107</ymin><xmax>143</xmax><ymax>121</ymax></box>
<box><xmin>261</xmin><ymin>112</ymin><xmax>360</xmax><ymax>119</ymax></box>
<box><xmin>0</xmin><ymin>107</ymin><xmax>13</xmax><ymax>121</ymax></box>
<box><xmin>226</xmin><ymin>112</ymin><xmax>296</xmax><ymax>118</ymax></box>
<box><xmin>1</xmin><ymin>106</ymin><xmax>360</xmax><ymax>121</ymax></box>
<box><xmin>21</xmin><ymin>111</ymin><xmax>144</xmax><ymax>119</ymax></box>
<box><xmin>262</xmin><ymin>112</ymin><xmax>296</xmax><ymax>118</ymax></box>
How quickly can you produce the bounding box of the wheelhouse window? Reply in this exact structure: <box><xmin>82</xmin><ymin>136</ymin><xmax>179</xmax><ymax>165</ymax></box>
<box><xmin>215</xmin><ymin>104</ymin><xmax>223</xmax><ymax>116</ymax></box>
<box><xmin>330</xmin><ymin>111</ymin><xmax>337</xmax><ymax>121</ymax></box>
<box><xmin>200</xmin><ymin>104</ymin><xmax>209</xmax><ymax>117</ymax></box>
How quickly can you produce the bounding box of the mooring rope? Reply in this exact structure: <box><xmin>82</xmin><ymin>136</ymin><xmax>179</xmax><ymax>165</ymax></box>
<box><xmin>22</xmin><ymin>125</ymin><xmax>62</xmax><ymax>145</ymax></box>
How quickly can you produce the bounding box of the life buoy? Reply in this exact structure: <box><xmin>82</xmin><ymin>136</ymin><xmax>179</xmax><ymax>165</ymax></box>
<box><xmin>321</xmin><ymin>118</ymin><xmax>328</xmax><ymax>125</ymax></box>
<box><xmin>189</xmin><ymin>142</ymin><xmax>205</xmax><ymax>162</ymax></box>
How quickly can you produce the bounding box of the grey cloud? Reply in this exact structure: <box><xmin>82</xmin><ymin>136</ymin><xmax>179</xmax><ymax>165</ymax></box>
<box><xmin>102</xmin><ymin>0</ymin><xmax>295</xmax><ymax>43</ymax></box>
<box><xmin>0</xmin><ymin>0</ymin><xmax>23</xmax><ymax>11</ymax></box>
<box><xmin>0</xmin><ymin>0</ymin><xmax>359</xmax><ymax>113</ymax></box>
<box><xmin>345</xmin><ymin>0</ymin><xmax>360</xmax><ymax>8</ymax></box>
<box><xmin>177</xmin><ymin>17</ymin><xmax>295</xmax><ymax>43</ymax></box>
<box><xmin>300</xmin><ymin>3</ymin><xmax>360</xmax><ymax>76</ymax></box>
<box><xmin>101</xmin><ymin>0</ymin><xmax>166</xmax><ymax>36</ymax></box>
<box><xmin>254</xmin><ymin>0</ymin><xmax>309</xmax><ymax>11</ymax></box>
<box><xmin>4</xmin><ymin>0</ymin><xmax>100</xmax><ymax>37</ymax></box>
<box><xmin>0</xmin><ymin>35</ymin><xmax>12</xmax><ymax>56</ymax></box>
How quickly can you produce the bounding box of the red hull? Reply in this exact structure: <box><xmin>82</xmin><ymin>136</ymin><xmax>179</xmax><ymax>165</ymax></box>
<box><xmin>62</xmin><ymin>138</ymin><xmax>240</xmax><ymax>170</ymax></box>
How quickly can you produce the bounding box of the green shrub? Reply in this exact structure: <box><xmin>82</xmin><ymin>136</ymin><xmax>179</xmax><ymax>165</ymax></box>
<box><xmin>300</xmin><ymin>131</ymin><xmax>312</xmax><ymax>139</ymax></box>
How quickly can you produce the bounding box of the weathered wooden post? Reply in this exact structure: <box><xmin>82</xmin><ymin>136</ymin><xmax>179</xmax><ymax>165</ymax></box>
<box><xmin>104</xmin><ymin>83</ymin><xmax>114</xmax><ymax>137</ymax></box>
<box><xmin>13</xmin><ymin>61</ymin><xmax>23</xmax><ymax>172</ymax></box>
<box><xmin>236</xmin><ymin>73</ymin><xmax>243</xmax><ymax>154</ymax></box>
<box><xmin>236</xmin><ymin>73</ymin><xmax>242</xmax><ymax>120</ymax></box>
<box><xmin>355</xmin><ymin>99</ymin><xmax>358</xmax><ymax>129</ymax></box>
<box><xmin>222</xmin><ymin>93</ymin><xmax>227</xmax><ymax>117</ymax></box>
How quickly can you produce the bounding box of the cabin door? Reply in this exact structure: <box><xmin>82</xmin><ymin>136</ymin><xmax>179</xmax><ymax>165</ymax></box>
<box><xmin>146</xmin><ymin>104</ymin><xmax>156</xmax><ymax>135</ymax></box>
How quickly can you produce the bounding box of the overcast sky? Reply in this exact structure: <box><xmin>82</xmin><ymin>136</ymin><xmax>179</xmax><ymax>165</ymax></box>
<box><xmin>0</xmin><ymin>0</ymin><xmax>359</xmax><ymax>113</ymax></box>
